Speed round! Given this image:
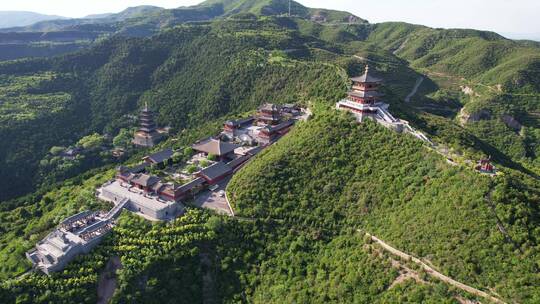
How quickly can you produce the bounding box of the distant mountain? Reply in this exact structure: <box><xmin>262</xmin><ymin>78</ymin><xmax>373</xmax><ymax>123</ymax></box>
<box><xmin>0</xmin><ymin>1</ymin><xmax>364</xmax><ymax>34</ymax></box>
<box><xmin>0</xmin><ymin>5</ymin><xmax>166</xmax><ymax>33</ymax></box>
<box><xmin>83</xmin><ymin>13</ymin><xmax>114</xmax><ymax>19</ymax></box>
<box><xmin>0</xmin><ymin>0</ymin><xmax>366</xmax><ymax>61</ymax></box>
<box><xmin>201</xmin><ymin>0</ymin><xmax>367</xmax><ymax>23</ymax></box>
<box><xmin>0</xmin><ymin>11</ymin><xmax>67</xmax><ymax>29</ymax></box>
<box><xmin>83</xmin><ymin>5</ymin><xmax>164</xmax><ymax>20</ymax></box>
<box><xmin>98</xmin><ymin>5</ymin><xmax>164</xmax><ymax>22</ymax></box>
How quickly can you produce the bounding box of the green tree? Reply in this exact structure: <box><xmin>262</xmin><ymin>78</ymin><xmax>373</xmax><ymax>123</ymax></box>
<box><xmin>186</xmin><ymin>164</ymin><xmax>198</xmax><ymax>174</ymax></box>
<box><xmin>172</xmin><ymin>152</ymin><xmax>183</xmax><ymax>164</ymax></box>
<box><xmin>113</xmin><ymin>129</ymin><xmax>132</xmax><ymax>149</ymax></box>
<box><xmin>183</xmin><ymin>147</ymin><xmax>194</xmax><ymax>157</ymax></box>
<box><xmin>77</xmin><ymin>133</ymin><xmax>105</xmax><ymax>150</ymax></box>
<box><xmin>49</xmin><ymin>146</ymin><xmax>65</xmax><ymax>156</ymax></box>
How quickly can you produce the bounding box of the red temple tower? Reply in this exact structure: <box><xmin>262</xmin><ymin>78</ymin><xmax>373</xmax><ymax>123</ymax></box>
<box><xmin>336</xmin><ymin>65</ymin><xmax>407</xmax><ymax>132</ymax></box>
<box><xmin>348</xmin><ymin>65</ymin><xmax>384</xmax><ymax>107</ymax></box>
<box><xmin>336</xmin><ymin>65</ymin><xmax>386</xmax><ymax>117</ymax></box>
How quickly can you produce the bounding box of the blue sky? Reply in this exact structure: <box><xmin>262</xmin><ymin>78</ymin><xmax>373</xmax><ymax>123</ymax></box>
<box><xmin>1</xmin><ymin>0</ymin><xmax>539</xmax><ymax>39</ymax></box>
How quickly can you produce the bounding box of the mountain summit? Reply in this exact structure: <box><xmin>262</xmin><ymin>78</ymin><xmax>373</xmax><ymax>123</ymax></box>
<box><xmin>201</xmin><ymin>0</ymin><xmax>367</xmax><ymax>23</ymax></box>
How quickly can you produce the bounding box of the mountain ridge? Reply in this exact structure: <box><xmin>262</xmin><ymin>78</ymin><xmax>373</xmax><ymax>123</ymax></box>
<box><xmin>0</xmin><ymin>11</ymin><xmax>67</xmax><ymax>29</ymax></box>
<box><xmin>0</xmin><ymin>2</ymin><xmax>538</xmax><ymax>303</ymax></box>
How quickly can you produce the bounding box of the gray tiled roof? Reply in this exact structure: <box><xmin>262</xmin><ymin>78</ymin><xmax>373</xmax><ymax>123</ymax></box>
<box><xmin>176</xmin><ymin>177</ymin><xmax>205</xmax><ymax>193</ymax></box>
<box><xmin>350</xmin><ymin>66</ymin><xmax>383</xmax><ymax>83</ymax></box>
<box><xmin>225</xmin><ymin>117</ymin><xmax>255</xmax><ymax>127</ymax></box>
<box><xmin>263</xmin><ymin>120</ymin><xmax>295</xmax><ymax>133</ymax></box>
<box><xmin>198</xmin><ymin>162</ymin><xmax>232</xmax><ymax>181</ymax></box>
<box><xmin>227</xmin><ymin>155</ymin><xmax>250</xmax><ymax>169</ymax></box>
<box><xmin>144</xmin><ymin>148</ymin><xmax>174</xmax><ymax>163</ymax></box>
<box><xmin>192</xmin><ymin>138</ymin><xmax>239</xmax><ymax>156</ymax></box>
<box><xmin>130</xmin><ymin>163</ymin><xmax>149</xmax><ymax>173</ymax></box>
<box><xmin>131</xmin><ymin>174</ymin><xmax>160</xmax><ymax>187</ymax></box>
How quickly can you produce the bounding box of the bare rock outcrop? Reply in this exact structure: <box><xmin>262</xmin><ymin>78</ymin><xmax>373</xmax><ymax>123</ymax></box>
<box><xmin>458</xmin><ymin>108</ymin><xmax>491</xmax><ymax>125</ymax></box>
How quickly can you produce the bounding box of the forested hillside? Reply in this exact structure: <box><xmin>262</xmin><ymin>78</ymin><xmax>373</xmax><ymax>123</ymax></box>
<box><xmin>228</xmin><ymin>111</ymin><xmax>540</xmax><ymax>303</ymax></box>
<box><xmin>294</xmin><ymin>19</ymin><xmax>540</xmax><ymax>174</ymax></box>
<box><xmin>0</xmin><ymin>0</ymin><xmax>539</xmax><ymax>302</ymax></box>
<box><xmin>5</xmin><ymin>9</ymin><xmax>540</xmax><ymax>202</ymax></box>
<box><xmin>0</xmin><ymin>17</ymin><xmax>348</xmax><ymax>201</ymax></box>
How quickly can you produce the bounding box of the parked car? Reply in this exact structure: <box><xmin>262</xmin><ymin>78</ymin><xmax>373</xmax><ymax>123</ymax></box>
<box><xmin>209</xmin><ymin>184</ymin><xmax>219</xmax><ymax>191</ymax></box>
<box><xmin>218</xmin><ymin>190</ymin><xmax>225</xmax><ymax>197</ymax></box>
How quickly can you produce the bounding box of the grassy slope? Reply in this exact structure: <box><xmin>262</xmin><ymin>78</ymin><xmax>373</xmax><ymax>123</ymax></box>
<box><xmin>228</xmin><ymin>110</ymin><xmax>540</xmax><ymax>303</ymax></box>
<box><xmin>364</xmin><ymin>22</ymin><xmax>540</xmax><ymax>90</ymax></box>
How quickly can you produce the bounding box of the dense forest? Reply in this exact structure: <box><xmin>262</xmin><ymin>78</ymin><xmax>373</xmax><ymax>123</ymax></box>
<box><xmin>228</xmin><ymin>111</ymin><xmax>540</xmax><ymax>303</ymax></box>
<box><xmin>3</xmin><ymin>110</ymin><xmax>537</xmax><ymax>303</ymax></box>
<box><xmin>1</xmin><ymin>0</ymin><xmax>539</xmax><ymax>302</ymax></box>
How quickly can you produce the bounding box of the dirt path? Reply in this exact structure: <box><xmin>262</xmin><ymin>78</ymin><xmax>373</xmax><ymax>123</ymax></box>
<box><xmin>352</xmin><ymin>55</ymin><xmax>400</xmax><ymax>66</ymax></box>
<box><xmin>361</xmin><ymin>231</ymin><xmax>506</xmax><ymax>304</ymax></box>
<box><xmin>393</xmin><ymin>38</ymin><xmax>409</xmax><ymax>55</ymax></box>
<box><xmin>405</xmin><ymin>76</ymin><xmax>424</xmax><ymax>103</ymax></box>
<box><xmin>200</xmin><ymin>250</ymin><xmax>218</xmax><ymax>304</ymax></box>
<box><xmin>97</xmin><ymin>256</ymin><xmax>122</xmax><ymax>304</ymax></box>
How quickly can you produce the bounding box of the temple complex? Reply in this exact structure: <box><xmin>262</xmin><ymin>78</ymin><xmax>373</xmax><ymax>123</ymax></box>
<box><xmin>26</xmin><ymin>205</ymin><xmax>124</xmax><ymax>274</ymax></box>
<box><xmin>133</xmin><ymin>103</ymin><xmax>164</xmax><ymax>147</ymax></box>
<box><xmin>336</xmin><ymin>65</ymin><xmax>406</xmax><ymax>132</ymax></box>
<box><xmin>221</xmin><ymin>103</ymin><xmax>306</xmax><ymax>145</ymax></box>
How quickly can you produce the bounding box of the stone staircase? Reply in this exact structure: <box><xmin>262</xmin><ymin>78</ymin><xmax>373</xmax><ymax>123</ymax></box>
<box><xmin>104</xmin><ymin>198</ymin><xmax>129</xmax><ymax>221</ymax></box>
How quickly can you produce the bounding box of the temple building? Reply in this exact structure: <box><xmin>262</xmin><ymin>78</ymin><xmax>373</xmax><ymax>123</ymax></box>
<box><xmin>192</xmin><ymin>138</ymin><xmax>239</xmax><ymax>161</ymax></box>
<box><xmin>257</xmin><ymin>103</ymin><xmax>281</xmax><ymax>126</ymax></box>
<box><xmin>258</xmin><ymin>120</ymin><xmax>295</xmax><ymax>144</ymax></box>
<box><xmin>223</xmin><ymin>117</ymin><xmax>256</xmax><ymax>139</ymax></box>
<box><xmin>98</xmin><ymin>168</ymin><xmax>185</xmax><ymax>221</ymax></box>
<box><xmin>26</xmin><ymin>205</ymin><xmax>124</xmax><ymax>274</ymax></box>
<box><xmin>336</xmin><ymin>65</ymin><xmax>405</xmax><ymax>132</ymax></box>
<box><xmin>133</xmin><ymin>103</ymin><xmax>164</xmax><ymax>147</ymax></box>
<box><xmin>476</xmin><ymin>157</ymin><xmax>495</xmax><ymax>174</ymax></box>
<box><xmin>143</xmin><ymin>148</ymin><xmax>174</xmax><ymax>166</ymax></box>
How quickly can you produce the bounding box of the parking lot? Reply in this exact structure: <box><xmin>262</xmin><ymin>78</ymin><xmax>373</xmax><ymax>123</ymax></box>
<box><xmin>193</xmin><ymin>176</ymin><xmax>234</xmax><ymax>216</ymax></box>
